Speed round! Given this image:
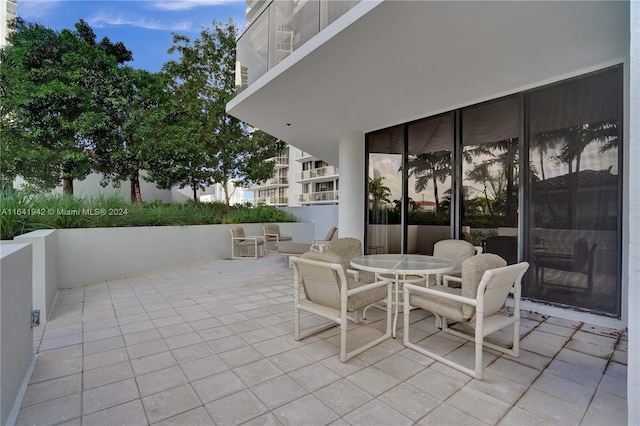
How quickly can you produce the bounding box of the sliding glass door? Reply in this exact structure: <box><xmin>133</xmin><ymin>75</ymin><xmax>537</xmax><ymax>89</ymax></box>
<box><xmin>364</xmin><ymin>65</ymin><xmax>622</xmax><ymax>317</ymax></box>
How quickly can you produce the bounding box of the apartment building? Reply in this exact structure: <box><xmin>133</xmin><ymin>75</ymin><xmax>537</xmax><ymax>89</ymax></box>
<box><xmin>250</xmin><ymin>144</ymin><xmax>339</xmax><ymax>207</ymax></box>
<box><xmin>0</xmin><ymin>0</ymin><xmax>17</xmax><ymax>47</ymax></box>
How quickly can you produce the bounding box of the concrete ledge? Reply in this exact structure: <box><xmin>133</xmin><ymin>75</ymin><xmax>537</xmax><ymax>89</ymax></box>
<box><xmin>0</xmin><ymin>243</ymin><xmax>34</xmax><ymax>426</ymax></box>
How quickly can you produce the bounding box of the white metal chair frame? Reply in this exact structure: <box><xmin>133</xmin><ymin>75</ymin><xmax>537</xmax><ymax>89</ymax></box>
<box><xmin>230</xmin><ymin>228</ymin><xmax>265</xmax><ymax>259</ymax></box>
<box><xmin>290</xmin><ymin>255</ymin><xmax>393</xmax><ymax>362</ymax></box>
<box><xmin>263</xmin><ymin>225</ymin><xmax>293</xmax><ymax>252</ymax></box>
<box><xmin>403</xmin><ymin>260</ymin><xmax>529</xmax><ymax>379</ymax></box>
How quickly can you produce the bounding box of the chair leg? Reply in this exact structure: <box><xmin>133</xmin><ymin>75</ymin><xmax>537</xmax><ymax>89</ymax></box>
<box><xmin>475</xmin><ymin>328</ymin><xmax>484</xmax><ymax>380</ymax></box>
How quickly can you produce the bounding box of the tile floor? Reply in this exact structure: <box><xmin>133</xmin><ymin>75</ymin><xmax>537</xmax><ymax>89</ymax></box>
<box><xmin>16</xmin><ymin>254</ymin><xmax>628</xmax><ymax>425</ymax></box>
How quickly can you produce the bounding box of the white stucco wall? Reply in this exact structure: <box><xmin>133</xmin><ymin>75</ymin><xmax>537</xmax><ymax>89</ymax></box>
<box><xmin>0</xmin><ymin>243</ymin><xmax>34</xmax><ymax>426</ymax></box>
<box><xmin>14</xmin><ymin>230</ymin><xmax>58</xmax><ymax>323</ymax></box>
<box><xmin>282</xmin><ymin>205</ymin><xmax>338</xmax><ymax>241</ymax></box>
<box><xmin>627</xmin><ymin>1</ymin><xmax>639</xmax><ymax>423</ymax></box>
<box><xmin>55</xmin><ymin>223</ymin><xmax>314</xmax><ymax>288</ymax></box>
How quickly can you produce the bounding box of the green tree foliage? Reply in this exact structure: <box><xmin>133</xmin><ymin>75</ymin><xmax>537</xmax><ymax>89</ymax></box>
<box><xmin>92</xmin><ymin>67</ymin><xmax>178</xmax><ymax>203</ymax></box>
<box><xmin>158</xmin><ymin>19</ymin><xmax>282</xmax><ymax>205</ymax></box>
<box><xmin>0</xmin><ymin>19</ymin><xmax>132</xmax><ymax>194</ymax></box>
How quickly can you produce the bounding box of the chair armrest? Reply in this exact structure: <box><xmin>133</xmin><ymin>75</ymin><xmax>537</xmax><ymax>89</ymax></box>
<box><xmin>404</xmin><ymin>283</ymin><xmax>478</xmax><ymax>306</ymax></box>
<box><xmin>310</xmin><ymin>242</ymin><xmax>326</xmax><ymax>252</ymax></box>
<box><xmin>442</xmin><ymin>274</ymin><xmax>462</xmax><ymax>287</ymax></box>
<box><xmin>347</xmin><ymin>278</ymin><xmax>392</xmax><ymax>296</ymax></box>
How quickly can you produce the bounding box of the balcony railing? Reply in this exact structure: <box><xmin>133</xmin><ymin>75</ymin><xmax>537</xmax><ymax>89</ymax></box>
<box><xmin>295</xmin><ymin>165</ymin><xmax>338</xmax><ymax>181</ymax></box>
<box><xmin>236</xmin><ymin>0</ymin><xmax>361</xmax><ymax>93</ymax></box>
<box><xmin>253</xmin><ymin>177</ymin><xmax>289</xmax><ymax>188</ymax></box>
<box><xmin>297</xmin><ymin>190</ymin><xmax>339</xmax><ymax>203</ymax></box>
<box><xmin>254</xmin><ymin>196</ymin><xmax>289</xmax><ymax>205</ymax></box>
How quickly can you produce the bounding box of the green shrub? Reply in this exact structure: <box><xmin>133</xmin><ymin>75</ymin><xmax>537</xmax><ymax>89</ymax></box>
<box><xmin>0</xmin><ymin>191</ymin><xmax>298</xmax><ymax>240</ymax></box>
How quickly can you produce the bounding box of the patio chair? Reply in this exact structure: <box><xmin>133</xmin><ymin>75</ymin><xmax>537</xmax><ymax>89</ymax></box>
<box><xmin>324</xmin><ymin>237</ymin><xmax>376</xmax><ymax>283</ymax></box>
<box><xmin>431</xmin><ymin>239</ymin><xmax>482</xmax><ymax>286</ymax></box>
<box><xmin>403</xmin><ymin>253</ymin><xmax>529</xmax><ymax>379</ymax></box>
<box><xmin>230</xmin><ymin>227</ymin><xmax>265</xmax><ymax>259</ymax></box>
<box><xmin>290</xmin><ymin>252</ymin><xmax>393</xmax><ymax>362</ymax></box>
<box><xmin>263</xmin><ymin>224</ymin><xmax>293</xmax><ymax>252</ymax></box>
<box><xmin>535</xmin><ymin>237</ymin><xmax>597</xmax><ymax>292</ymax></box>
<box><xmin>276</xmin><ymin>226</ymin><xmax>338</xmax><ymax>256</ymax></box>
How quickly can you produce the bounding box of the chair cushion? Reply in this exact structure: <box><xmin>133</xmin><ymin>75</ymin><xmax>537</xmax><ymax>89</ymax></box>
<box><xmin>277</xmin><ymin>242</ymin><xmax>311</xmax><ymax>254</ymax></box>
<box><xmin>461</xmin><ymin>253</ymin><xmax>507</xmax><ymax>317</ymax></box>
<box><xmin>409</xmin><ymin>286</ymin><xmax>469</xmax><ymax>322</ymax></box>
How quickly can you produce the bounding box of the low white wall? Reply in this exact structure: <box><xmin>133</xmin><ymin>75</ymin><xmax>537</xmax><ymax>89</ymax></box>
<box><xmin>15</xmin><ymin>230</ymin><xmax>58</xmax><ymax>323</ymax></box>
<box><xmin>0</xmin><ymin>243</ymin><xmax>34</xmax><ymax>426</ymax></box>
<box><xmin>282</xmin><ymin>205</ymin><xmax>339</xmax><ymax>241</ymax></box>
<box><xmin>56</xmin><ymin>223</ymin><xmax>315</xmax><ymax>288</ymax></box>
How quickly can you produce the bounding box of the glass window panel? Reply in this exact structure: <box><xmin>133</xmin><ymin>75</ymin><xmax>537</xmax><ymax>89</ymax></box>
<box><xmin>525</xmin><ymin>67</ymin><xmax>621</xmax><ymax>316</ymax></box>
<box><xmin>462</xmin><ymin>96</ymin><xmax>520</xmax><ymax>259</ymax></box>
<box><xmin>406</xmin><ymin>114</ymin><xmax>453</xmax><ymax>254</ymax></box>
<box><xmin>367</xmin><ymin>126</ymin><xmax>404</xmax><ymax>254</ymax></box>
<box><xmin>236</xmin><ymin>9</ymin><xmax>269</xmax><ymax>91</ymax></box>
<box><xmin>325</xmin><ymin>0</ymin><xmax>360</xmax><ymax>28</ymax></box>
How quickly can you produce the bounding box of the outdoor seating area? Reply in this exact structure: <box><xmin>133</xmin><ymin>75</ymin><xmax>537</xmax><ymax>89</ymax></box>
<box><xmin>15</xmin><ymin>252</ymin><xmax>627</xmax><ymax>425</ymax></box>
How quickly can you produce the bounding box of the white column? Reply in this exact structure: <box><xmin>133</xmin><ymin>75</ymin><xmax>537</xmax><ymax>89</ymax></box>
<box><xmin>338</xmin><ymin>132</ymin><xmax>365</xmax><ymax>240</ymax></box>
<box><xmin>627</xmin><ymin>2</ymin><xmax>639</xmax><ymax>423</ymax></box>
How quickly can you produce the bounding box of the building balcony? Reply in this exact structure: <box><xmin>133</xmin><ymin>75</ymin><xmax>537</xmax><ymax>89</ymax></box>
<box><xmin>273</xmin><ymin>155</ymin><xmax>289</xmax><ymax>167</ymax></box>
<box><xmin>295</xmin><ymin>166</ymin><xmax>338</xmax><ymax>182</ymax></box>
<box><xmin>250</xmin><ymin>177</ymin><xmax>289</xmax><ymax>190</ymax></box>
<box><xmin>253</xmin><ymin>195</ymin><xmax>288</xmax><ymax>205</ymax></box>
<box><xmin>296</xmin><ymin>150</ymin><xmax>313</xmax><ymax>160</ymax></box>
<box><xmin>235</xmin><ymin>0</ymin><xmax>361</xmax><ymax>93</ymax></box>
<box><xmin>297</xmin><ymin>190</ymin><xmax>339</xmax><ymax>204</ymax></box>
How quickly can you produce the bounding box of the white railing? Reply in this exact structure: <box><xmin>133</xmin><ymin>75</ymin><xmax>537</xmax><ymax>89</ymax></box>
<box><xmin>254</xmin><ymin>196</ymin><xmax>289</xmax><ymax>205</ymax></box>
<box><xmin>236</xmin><ymin>0</ymin><xmax>361</xmax><ymax>93</ymax></box>
<box><xmin>296</xmin><ymin>165</ymin><xmax>337</xmax><ymax>181</ymax></box>
<box><xmin>297</xmin><ymin>190</ymin><xmax>339</xmax><ymax>203</ymax></box>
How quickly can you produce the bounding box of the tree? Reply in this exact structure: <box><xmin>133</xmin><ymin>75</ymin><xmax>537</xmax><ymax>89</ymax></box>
<box><xmin>0</xmin><ymin>19</ymin><xmax>132</xmax><ymax>194</ymax></box>
<box><xmin>368</xmin><ymin>176</ymin><xmax>391</xmax><ymax>208</ymax></box>
<box><xmin>92</xmin><ymin>67</ymin><xmax>176</xmax><ymax>203</ymax></box>
<box><xmin>159</xmin><ymin>19</ymin><xmax>282</xmax><ymax>205</ymax></box>
<box><xmin>406</xmin><ymin>151</ymin><xmax>451</xmax><ymax>213</ymax></box>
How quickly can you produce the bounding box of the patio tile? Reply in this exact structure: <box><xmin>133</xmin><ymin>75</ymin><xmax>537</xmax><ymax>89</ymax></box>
<box><xmin>378</xmin><ymin>382</ymin><xmax>440</xmax><ymax>421</ymax></box>
<box><xmin>81</xmin><ymin>399</ymin><xmax>147</xmax><ymax>426</ymax></box>
<box><xmin>313</xmin><ymin>378</ymin><xmax>372</xmax><ymax>416</ymax></box>
<box><xmin>172</xmin><ymin>342</ymin><xmax>215</xmax><ymax>363</ymax></box>
<box><xmin>407</xmin><ymin>368</ymin><xmax>466</xmax><ymax>401</ymax></box>
<box><xmin>347</xmin><ymin>365</ymin><xmax>401</xmax><ymax>396</ymax></box>
<box><xmin>251</xmin><ymin>375</ymin><xmax>308</xmax><ymax>409</ymax></box>
<box><xmin>153</xmin><ymin>407</ymin><xmax>214</xmax><ymax>426</ymax></box>
<box><xmin>127</xmin><ymin>338</ymin><xmax>170</xmax><ymax>360</ymax></box>
<box><xmin>516</xmin><ymin>388</ymin><xmax>586</xmax><ymax>425</ymax></box>
<box><xmin>272</xmin><ymin>394</ymin><xmax>339</xmax><ymax>426</ymax></box>
<box><xmin>83</xmin><ymin>360</ymin><xmax>134</xmax><ymax>390</ymax></box>
<box><xmin>447</xmin><ymin>386</ymin><xmax>512</xmax><ymax>424</ymax></box>
<box><xmin>180</xmin><ymin>354</ymin><xmax>228</xmax><ymax>381</ymax></box>
<box><xmin>15</xmin><ymin>256</ymin><xmax>628</xmax><ymax>426</ymax></box>
<box><xmin>15</xmin><ymin>393</ymin><xmax>81</xmax><ymax>426</ymax></box>
<box><xmin>233</xmin><ymin>358</ymin><xmax>284</xmax><ymax>387</ymax></box>
<box><xmin>205</xmin><ymin>389</ymin><xmax>269</xmax><ymax>425</ymax></box>
<box><xmin>192</xmin><ymin>370</ymin><xmax>247</xmax><ymax>404</ymax></box>
<box><xmin>532</xmin><ymin>371</ymin><xmax>597</xmax><ymax>407</ymax></box>
<box><xmin>30</xmin><ymin>357</ymin><xmax>82</xmax><ymax>384</ymax></box>
<box><xmin>342</xmin><ymin>399</ymin><xmax>413</xmax><ymax>426</ymax></box>
<box><xmin>82</xmin><ymin>378</ymin><xmax>140</xmax><ymax>415</ymax></box>
<box><xmin>83</xmin><ymin>347</ymin><xmax>129</xmax><ymax>370</ymax></box>
<box><xmin>136</xmin><ymin>365</ymin><xmax>189</xmax><ymax>397</ymax></box>
<box><xmin>21</xmin><ymin>373</ymin><xmax>81</xmax><ymax>407</ymax></box>
<box><xmin>219</xmin><ymin>345</ymin><xmax>264</xmax><ymax>368</ymax></box>
<box><xmin>580</xmin><ymin>388</ymin><xmax>628</xmax><ymax>426</ymax></box>
<box><xmin>131</xmin><ymin>350</ymin><xmax>177</xmax><ymax>375</ymax></box>
<box><xmin>142</xmin><ymin>384</ymin><xmax>202</xmax><ymax>424</ymax></box>
<box><xmin>498</xmin><ymin>406</ymin><xmax>563</xmax><ymax>425</ymax></box>
<box><xmin>417</xmin><ymin>403</ymin><xmax>491</xmax><ymax>425</ymax></box>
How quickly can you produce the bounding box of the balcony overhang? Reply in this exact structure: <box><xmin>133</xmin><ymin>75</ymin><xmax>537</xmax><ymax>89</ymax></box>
<box><xmin>227</xmin><ymin>0</ymin><xmax>629</xmax><ymax>166</ymax></box>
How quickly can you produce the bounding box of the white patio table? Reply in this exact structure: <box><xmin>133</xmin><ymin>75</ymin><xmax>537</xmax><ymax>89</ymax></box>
<box><xmin>350</xmin><ymin>254</ymin><xmax>456</xmax><ymax>338</ymax></box>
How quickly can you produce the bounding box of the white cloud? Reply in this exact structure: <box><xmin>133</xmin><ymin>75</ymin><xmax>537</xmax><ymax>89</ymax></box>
<box><xmin>18</xmin><ymin>0</ymin><xmax>63</xmax><ymax>20</ymax></box>
<box><xmin>87</xmin><ymin>13</ymin><xmax>192</xmax><ymax>31</ymax></box>
<box><xmin>151</xmin><ymin>0</ymin><xmax>237</xmax><ymax>11</ymax></box>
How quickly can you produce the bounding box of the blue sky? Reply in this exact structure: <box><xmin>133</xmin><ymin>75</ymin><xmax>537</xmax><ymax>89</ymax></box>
<box><xmin>17</xmin><ymin>0</ymin><xmax>248</xmax><ymax>72</ymax></box>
